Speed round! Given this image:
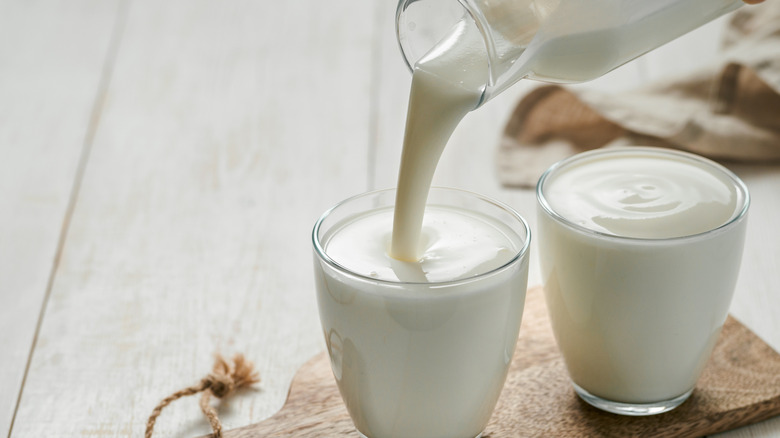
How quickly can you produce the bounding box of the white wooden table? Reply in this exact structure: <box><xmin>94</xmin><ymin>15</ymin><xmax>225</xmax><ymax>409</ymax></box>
<box><xmin>1</xmin><ymin>1</ymin><xmax>778</xmax><ymax>437</ymax></box>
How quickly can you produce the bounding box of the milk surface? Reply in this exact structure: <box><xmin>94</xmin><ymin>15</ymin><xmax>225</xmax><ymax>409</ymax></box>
<box><xmin>538</xmin><ymin>149</ymin><xmax>748</xmax><ymax>404</ymax></box>
<box><xmin>543</xmin><ymin>151</ymin><xmax>741</xmax><ymax>238</ymax></box>
<box><xmin>328</xmin><ymin>207</ymin><xmax>518</xmax><ymax>283</ymax></box>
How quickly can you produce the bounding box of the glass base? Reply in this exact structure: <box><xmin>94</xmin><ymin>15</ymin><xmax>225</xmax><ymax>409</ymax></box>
<box><xmin>358</xmin><ymin>431</ymin><xmax>482</xmax><ymax>438</ymax></box>
<box><xmin>572</xmin><ymin>382</ymin><xmax>693</xmax><ymax>416</ymax></box>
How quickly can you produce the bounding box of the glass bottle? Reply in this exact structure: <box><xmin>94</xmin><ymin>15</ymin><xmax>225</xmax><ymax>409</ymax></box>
<box><xmin>396</xmin><ymin>0</ymin><xmax>743</xmax><ymax>107</ymax></box>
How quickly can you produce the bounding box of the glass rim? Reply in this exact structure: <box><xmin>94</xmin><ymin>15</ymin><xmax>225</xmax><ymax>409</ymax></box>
<box><xmin>536</xmin><ymin>147</ymin><xmax>751</xmax><ymax>244</ymax></box>
<box><xmin>312</xmin><ymin>187</ymin><xmax>531</xmax><ymax>287</ymax></box>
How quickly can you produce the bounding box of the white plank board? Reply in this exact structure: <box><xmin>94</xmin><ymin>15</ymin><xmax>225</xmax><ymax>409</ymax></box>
<box><xmin>713</xmin><ymin>165</ymin><xmax>780</xmax><ymax>438</ymax></box>
<box><xmin>9</xmin><ymin>0</ymin><xmax>376</xmax><ymax>436</ymax></box>
<box><xmin>0</xmin><ymin>0</ymin><xmax>122</xmax><ymax>434</ymax></box>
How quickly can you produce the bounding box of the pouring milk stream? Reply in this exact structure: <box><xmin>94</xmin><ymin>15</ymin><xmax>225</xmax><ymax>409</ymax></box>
<box><xmin>390</xmin><ymin>0</ymin><xmax>744</xmax><ymax>263</ymax></box>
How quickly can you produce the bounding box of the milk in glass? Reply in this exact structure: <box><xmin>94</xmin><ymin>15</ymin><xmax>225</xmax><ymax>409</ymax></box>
<box><xmin>537</xmin><ymin>148</ymin><xmax>749</xmax><ymax>412</ymax></box>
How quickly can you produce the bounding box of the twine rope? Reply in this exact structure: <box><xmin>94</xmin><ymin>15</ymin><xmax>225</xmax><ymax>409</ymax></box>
<box><xmin>145</xmin><ymin>354</ymin><xmax>260</xmax><ymax>438</ymax></box>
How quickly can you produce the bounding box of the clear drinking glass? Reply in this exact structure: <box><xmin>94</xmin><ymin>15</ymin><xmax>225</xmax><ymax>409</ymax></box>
<box><xmin>313</xmin><ymin>187</ymin><xmax>531</xmax><ymax>438</ymax></box>
<box><xmin>536</xmin><ymin>147</ymin><xmax>750</xmax><ymax>415</ymax></box>
<box><xmin>396</xmin><ymin>0</ymin><xmax>743</xmax><ymax>107</ymax></box>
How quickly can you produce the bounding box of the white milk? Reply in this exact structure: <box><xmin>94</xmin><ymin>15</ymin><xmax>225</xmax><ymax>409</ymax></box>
<box><xmin>328</xmin><ymin>207</ymin><xmax>518</xmax><ymax>283</ymax></box>
<box><xmin>543</xmin><ymin>152</ymin><xmax>740</xmax><ymax>238</ymax></box>
<box><xmin>314</xmin><ymin>14</ymin><xmax>523</xmax><ymax>438</ymax></box>
<box><xmin>390</xmin><ymin>19</ymin><xmax>488</xmax><ymax>261</ymax></box>
<box><xmin>389</xmin><ymin>0</ymin><xmax>719</xmax><ymax>258</ymax></box>
<box><xmin>314</xmin><ymin>13</ymin><xmax>529</xmax><ymax>437</ymax></box>
<box><xmin>315</xmin><ymin>195</ymin><xmax>529</xmax><ymax>438</ymax></box>
<box><xmin>537</xmin><ymin>148</ymin><xmax>749</xmax><ymax>405</ymax></box>
<box><xmin>316</xmin><ymin>12</ymin><xmax>525</xmax><ymax>438</ymax></box>
<box><xmin>319</xmin><ymin>0</ymin><xmax>745</xmax><ymax>426</ymax></box>
<box><xmin>509</xmin><ymin>0</ymin><xmax>741</xmax><ymax>84</ymax></box>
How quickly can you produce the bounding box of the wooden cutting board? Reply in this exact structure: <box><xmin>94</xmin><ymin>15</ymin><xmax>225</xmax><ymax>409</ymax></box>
<box><xmin>221</xmin><ymin>286</ymin><xmax>780</xmax><ymax>437</ymax></box>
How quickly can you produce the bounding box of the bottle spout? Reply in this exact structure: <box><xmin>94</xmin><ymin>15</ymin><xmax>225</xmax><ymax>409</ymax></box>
<box><xmin>396</xmin><ymin>0</ymin><xmax>492</xmax><ymax>107</ymax></box>
<box><xmin>396</xmin><ymin>0</ymin><xmax>543</xmax><ymax>106</ymax></box>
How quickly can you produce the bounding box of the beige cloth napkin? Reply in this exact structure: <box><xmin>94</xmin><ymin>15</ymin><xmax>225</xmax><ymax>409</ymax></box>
<box><xmin>497</xmin><ymin>2</ymin><xmax>780</xmax><ymax>188</ymax></box>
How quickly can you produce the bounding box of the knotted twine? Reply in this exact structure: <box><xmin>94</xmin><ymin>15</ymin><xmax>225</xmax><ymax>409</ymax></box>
<box><xmin>145</xmin><ymin>354</ymin><xmax>260</xmax><ymax>438</ymax></box>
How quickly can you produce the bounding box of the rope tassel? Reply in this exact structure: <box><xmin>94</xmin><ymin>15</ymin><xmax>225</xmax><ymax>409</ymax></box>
<box><xmin>145</xmin><ymin>354</ymin><xmax>260</xmax><ymax>438</ymax></box>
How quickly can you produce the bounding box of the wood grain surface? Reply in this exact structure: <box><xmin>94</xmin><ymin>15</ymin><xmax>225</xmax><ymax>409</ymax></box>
<box><xmin>6</xmin><ymin>1</ymin><xmax>376</xmax><ymax>436</ymax></box>
<box><xmin>221</xmin><ymin>286</ymin><xmax>780</xmax><ymax>438</ymax></box>
<box><xmin>0</xmin><ymin>0</ymin><xmax>123</xmax><ymax>431</ymax></box>
<box><xmin>3</xmin><ymin>2</ymin><xmax>780</xmax><ymax>437</ymax></box>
